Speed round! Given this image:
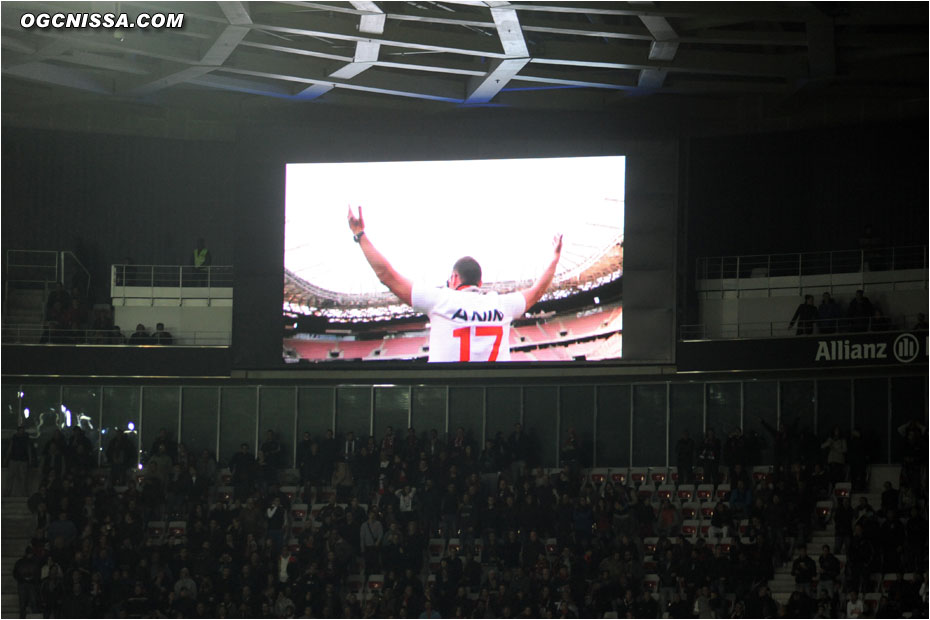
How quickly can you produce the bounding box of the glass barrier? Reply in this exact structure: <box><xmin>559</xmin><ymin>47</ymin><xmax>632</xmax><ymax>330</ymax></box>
<box><xmin>0</xmin><ymin>378</ymin><xmax>918</xmax><ymax>470</ymax></box>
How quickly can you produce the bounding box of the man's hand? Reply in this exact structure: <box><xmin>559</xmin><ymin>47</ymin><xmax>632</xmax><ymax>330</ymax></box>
<box><xmin>348</xmin><ymin>205</ymin><xmax>365</xmax><ymax>235</ymax></box>
<box><xmin>346</xmin><ymin>205</ymin><xmax>413</xmax><ymax>306</ymax></box>
<box><xmin>521</xmin><ymin>234</ymin><xmax>564</xmax><ymax>311</ymax></box>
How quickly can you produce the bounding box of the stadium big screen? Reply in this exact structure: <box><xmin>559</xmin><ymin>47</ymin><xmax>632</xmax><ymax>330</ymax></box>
<box><xmin>283</xmin><ymin>156</ymin><xmax>625</xmax><ymax>364</ymax></box>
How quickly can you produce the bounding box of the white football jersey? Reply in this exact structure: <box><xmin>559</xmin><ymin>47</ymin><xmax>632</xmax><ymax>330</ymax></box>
<box><xmin>411</xmin><ymin>284</ymin><xmax>526</xmax><ymax>362</ymax></box>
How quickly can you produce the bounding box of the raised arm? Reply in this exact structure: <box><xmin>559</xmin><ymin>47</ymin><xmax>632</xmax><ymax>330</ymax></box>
<box><xmin>348</xmin><ymin>206</ymin><xmax>413</xmax><ymax>306</ymax></box>
<box><xmin>521</xmin><ymin>234</ymin><xmax>563</xmax><ymax>311</ymax></box>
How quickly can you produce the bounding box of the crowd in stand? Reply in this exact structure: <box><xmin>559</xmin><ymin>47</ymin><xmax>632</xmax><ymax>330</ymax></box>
<box><xmin>786</xmin><ymin>290</ymin><xmax>922</xmax><ymax>336</ymax></box>
<box><xmin>9</xmin><ymin>418</ymin><xmax>929</xmax><ymax>619</ymax></box>
<box><xmin>39</xmin><ymin>283</ymin><xmax>173</xmax><ymax>345</ymax></box>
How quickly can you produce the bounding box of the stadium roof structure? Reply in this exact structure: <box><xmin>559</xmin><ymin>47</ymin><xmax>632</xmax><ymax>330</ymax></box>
<box><xmin>2</xmin><ymin>2</ymin><xmax>926</xmax><ymax>135</ymax></box>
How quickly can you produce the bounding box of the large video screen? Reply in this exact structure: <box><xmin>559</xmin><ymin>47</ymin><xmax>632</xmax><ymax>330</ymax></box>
<box><xmin>283</xmin><ymin>156</ymin><xmax>624</xmax><ymax>363</ymax></box>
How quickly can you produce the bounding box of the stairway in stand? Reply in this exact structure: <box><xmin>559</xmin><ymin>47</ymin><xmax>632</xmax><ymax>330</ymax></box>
<box><xmin>767</xmin><ymin>466</ymin><xmax>899</xmax><ymax>608</ymax></box>
<box><xmin>2</xmin><ymin>496</ymin><xmax>37</xmax><ymax>617</ymax></box>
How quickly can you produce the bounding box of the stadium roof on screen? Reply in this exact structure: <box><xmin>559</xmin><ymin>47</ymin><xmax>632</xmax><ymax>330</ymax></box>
<box><xmin>284</xmin><ymin>156</ymin><xmax>625</xmax><ymax>302</ymax></box>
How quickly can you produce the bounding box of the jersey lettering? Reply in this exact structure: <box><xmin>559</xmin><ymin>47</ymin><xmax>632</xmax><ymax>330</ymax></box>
<box><xmin>452</xmin><ymin>308</ymin><xmax>505</xmax><ymax>322</ymax></box>
<box><xmin>452</xmin><ymin>326</ymin><xmax>504</xmax><ymax>361</ymax></box>
<box><xmin>411</xmin><ymin>284</ymin><xmax>526</xmax><ymax>362</ymax></box>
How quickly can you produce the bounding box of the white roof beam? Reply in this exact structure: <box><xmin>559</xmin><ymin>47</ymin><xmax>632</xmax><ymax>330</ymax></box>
<box><xmin>201</xmin><ymin>25</ymin><xmax>250</xmax><ymax>65</ymax></box>
<box><xmin>300</xmin><ymin>2</ymin><xmax>385</xmax><ymax>100</ymax></box>
<box><xmin>465</xmin><ymin>5</ymin><xmax>529</xmax><ymax>103</ymax></box>
<box><xmin>631</xmin><ymin>2</ymin><xmax>679</xmax><ymax>89</ymax></box>
<box><xmin>217</xmin><ymin>1</ymin><xmax>253</xmax><ymax>26</ymax></box>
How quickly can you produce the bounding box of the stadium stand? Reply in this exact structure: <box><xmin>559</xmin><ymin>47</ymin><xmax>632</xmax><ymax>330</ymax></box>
<box><xmin>9</xmin><ymin>421</ymin><xmax>925</xmax><ymax>619</ymax></box>
<box><xmin>334</xmin><ymin>339</ymin><xmax>382</xmax><ymax>361</ymax></box>
<box><xmin>285</xmin><ymin>303</ymin><xmax>623</xmax><ymax>363</ymax></box>
<box><xmin>380</xmin><ymin>336</ymin><xmax>429</xmax><ymax>360</ymax></box>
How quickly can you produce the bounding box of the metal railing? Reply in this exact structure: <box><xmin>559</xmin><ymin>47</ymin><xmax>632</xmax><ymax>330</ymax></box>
<box><xmin>1</xmin><ymin>325</ymin><xmax>231</xmax><ymax>346</ymax></box>
<box><xmin>4</xmin><ymin>250</ymin><xmax>61</xmax><ymax>310</ymax></box>
<box><xmin>110</xmin><ymin>264</ymin><xmax>233</xmax><ymax>306</ymax></box>
<box><xmin>4</xmin><ymin>249</ymin><xmax>93</xmax><ymax>316</ymax></box>
<box><xmin>111</xmin><ymin>264</ymin><xmax>233</xmax><ymax>288</ymax></box>
<box><xmin>696</xmin><ymin>245</ymin><xmax>927</xmax><ymax>282</ymax></box>
<box><xmin>680</xmin><ymin>314</ymin><xmax>926</xmax><ymax>341</ymax></box>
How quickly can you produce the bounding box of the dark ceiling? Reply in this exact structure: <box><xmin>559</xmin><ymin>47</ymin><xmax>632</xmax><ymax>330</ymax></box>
<box><xmin>2</xmin><ymin>1</ymin><xmax>927</xmax><ymax>139</ymax></box>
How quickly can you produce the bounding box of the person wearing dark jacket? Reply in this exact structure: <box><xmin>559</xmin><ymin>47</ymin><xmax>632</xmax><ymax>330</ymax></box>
<box><xmin>847</xmin><ymin>289</ymin><xmax>874</xmax><ymax>331</ymax></box>
<box><xmin>817</xmin><ymin>292</ymin><xmax>841</xmax><ymax>334</ymax></box>
<box><xmin>14</xmin><ymin>547</ymin><xmax>40</xmax><ymax>618</ymax></box>
<box><xmin>789</xmin><ymin>294</ymin><xmax>819</xmax><ymax>335</ymax></box>
<box><xmin>6</xmin><ymin>425</ymin><xmax>35</xmax><ymax>497</ymax></box>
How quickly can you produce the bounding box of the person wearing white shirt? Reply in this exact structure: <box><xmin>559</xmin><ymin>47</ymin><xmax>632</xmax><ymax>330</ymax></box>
<box><xmin>347</xmin><ymin>206</ymin><xmax>562</xmax><ymax>362</ymax></box>
<box><xmin>846</xmin><ymin>591</ymin><xmax>864</xmax><ymax>618</ymax></box>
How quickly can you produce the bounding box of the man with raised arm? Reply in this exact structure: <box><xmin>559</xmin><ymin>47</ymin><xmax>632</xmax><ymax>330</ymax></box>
<box><xmin>347</xmin><ymin>205</ymin><xmax>562</xmax><ymax>362</ymax></box>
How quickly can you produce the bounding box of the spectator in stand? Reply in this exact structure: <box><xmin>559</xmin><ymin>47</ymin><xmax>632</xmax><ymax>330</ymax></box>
<box><xmin>152</xmin><ymin>322</ymin><xmax>174</xmax><ymax>344</ymax></box>
<box><xmin>60</xmin><ymin>297</ymin><xmax>89</xmax><ymax>342</ymax></box>
<box><xmin>820</xmin><ymin>425</ymin><xmax>847</xmax><ymax>484</ymax></box>
<box><xmin>6</xmin><ymin>425</ymin><xmax>36</xmax><ymax>497</ymax></box>
<box><xmin>15</xmin><ymin>417</ymin><xmax>927</xmax><ymax>620</ymax></box>
<box><xmin>655</xmin><ymin>499</ymin><xmax>681</xmax><ymax>538</ymax></box>
<box><xmin>360</xmin><ymin>511</ymin><xmax>384</xmax><ymax>574</ymax></box>
<box><xmin>729</xmin><ymin>478</ymin><xmax>753</xmax><ymax>520</ymax></box>
<box><xmin>192</xmin><ymin>238</ymin><xmax>212</xmax><ymax>286</ymax></box>
<box><xmin>817</xmin><ymin>544</ymin><xmax>840</xmax><ymax>599</ymax></box>
<box><xmin>789</xmin><ymin>294</ymin><xmax>819</xmax><ymax>335</ymax></box>
<box><xmin>107</xmin><ymin>325</ymin><xmax>126</xmax><ymax>344</ymax></box>
<box><xmin>129</xmin><ymin>323</ymin><xmax>153</xmax><ymax>345</ymax></box>
<box><xmin>229</xmin><ymin>443</ymin><xmax>257</xmax><ymax>500</ymax></box>
<box><xmin>817</xmin><ymin>292</ymin><xmax>841</xmax><ymax>334</ymax></box>
<box><xmin>846</xmin><ymin>590</ymin><xmax>865</xmax><ymax>618</ymax></box>
<box><xmin>105</xmin><ymin>428</ymin><xmax>136</xmax><ymax>485</ymax></box>
<box><xmin>14</xmin><ymin>546</ymin><xmax>41</xmax><ymax>618</ymax></box>
<box><xmin>847</xmin><ymin>290</ymin><xmax>874</xmax><ymax>332</ymax></box>
<box><xmin>880</xmin><ymin>481</ymin><xmax>900</xmax><ymax>516</ymax></box>
<box><xmin>880</xmin><ymin>509</ymin><xmax>906</xmax><ymax>573</ymax></box>
<box><xmin>87</xmin><ymin>305</ymin><xmax>115</xmax><ymax>344</ymax></box>
<box><xmin>508</xmin><ymin>423</ymin><xmax>530</xmax><ymax>482</ymax></box>
<box><xmin>45</xmin><ymin>283</ymin><xmax>70</xmax><ymax>320</ymax></box>
<box><xmin>699</xmin><ymin>428</ymin><xmax>721</xmax><ymax>485</ymax></box>
<box><xmin>260</xmin><ymin>429</ymin><xmax>283</xmax><ymax>473</ymax></box>
<box><xmin>559</xmin><ymin>428</ymin><xmax>580</xmax><ymax>473</ymax></box>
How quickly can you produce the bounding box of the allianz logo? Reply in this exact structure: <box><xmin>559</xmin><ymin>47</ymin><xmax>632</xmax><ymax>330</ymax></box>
<box><xmin>814</xmin><ymin>333</ymin><xmax>921</xmax><ymax>363</ymax></box>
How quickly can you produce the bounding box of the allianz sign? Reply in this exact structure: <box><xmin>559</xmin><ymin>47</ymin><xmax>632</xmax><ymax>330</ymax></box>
<box><xmin>814</xmin><ymin>333</ymin><xmax>921</xmax><ymax>363</ymax></box>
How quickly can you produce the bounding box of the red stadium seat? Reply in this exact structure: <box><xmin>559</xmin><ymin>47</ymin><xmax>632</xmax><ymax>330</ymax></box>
<box><xmin>752</xmin><ymin>466</ymin><xmax>771</xmax><ymax>484</ymax></box>
<box><xmin>589</xmin><ymin>468</ymin><xmax>608</xmax><ymax>485</ymax></box>
<box><xmin>656</xmin><ymin>485</ymin><xmax>675</xmax><ymax>501</ymax></box>
<box><xmin>677</xmin><ymin>485</ymin><xmax>695</xmax><ymax>502</ymax></box>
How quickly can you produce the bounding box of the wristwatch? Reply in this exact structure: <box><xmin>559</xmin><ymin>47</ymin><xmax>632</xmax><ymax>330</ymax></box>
<box><xmin>353</xmin><ymin>231</ymin><xmax>365</xmax><ymax>243</ymax></box>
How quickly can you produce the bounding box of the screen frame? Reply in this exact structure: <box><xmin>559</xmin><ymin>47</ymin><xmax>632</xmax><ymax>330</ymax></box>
<box><xmin>230</xmin><ymin>111</ymin><xmax>678</xmax><ymax>373</ymax></box>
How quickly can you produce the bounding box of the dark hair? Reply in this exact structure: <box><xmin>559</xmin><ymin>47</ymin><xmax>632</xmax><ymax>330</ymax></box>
<box><xmin>453</xmin><ymin>256</ymin><xmax>482</xmax><ymax>286</ymax></box>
